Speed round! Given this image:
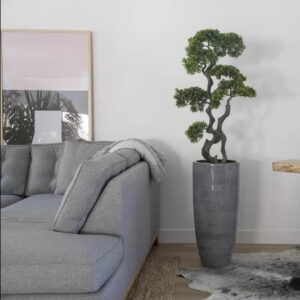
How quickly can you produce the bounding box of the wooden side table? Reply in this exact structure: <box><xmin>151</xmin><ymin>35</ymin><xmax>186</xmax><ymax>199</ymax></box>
<box><xmin>272</xmin><ymin>160</ymin><xmax>300</xmax><ymax>174</ymax></box>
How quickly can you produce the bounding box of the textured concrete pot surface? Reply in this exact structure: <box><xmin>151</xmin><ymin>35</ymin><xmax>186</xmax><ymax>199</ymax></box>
<box><xmin>193</xmin><ymin>160</ymin><xmax>239</xmax><ymax>268</ymax></box>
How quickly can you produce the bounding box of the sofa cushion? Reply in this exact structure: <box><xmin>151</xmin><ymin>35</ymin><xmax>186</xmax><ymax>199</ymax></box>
<box><xmin>1</xmin><ymin>145</ymin><xmax>31</xmax><ymax>195</ymax></box>
<box><xmin>0</xmin><ymin>195</ymin><xmax>24</xmax><ymax>208</ymax></box>
<box><xmin>53</xmin><ymin>149</ymin><xmax>140</xmax><ymax>233</ymax></box>
<box><xmin>55</xmin><ymin>140</ymin><xmax>112</xmax><ymax>195</ymax></box>
<box><xmin>1</xmin><ymin>222</ymin><xmax>123</xmax><ymax>294</ymax></box>
<box><xmin>25</xmin><ymin>144</ymin><xmax>64</xmax><ymax>196</ymax></box>
<box><xmin>1</xmin><ymin>194</ymin><xmax>63</xmax><ymax>223</ymax></box>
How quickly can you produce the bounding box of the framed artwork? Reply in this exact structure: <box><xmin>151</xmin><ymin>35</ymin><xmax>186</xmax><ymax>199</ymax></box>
<box><xmin>1</xmin><ymin>29</ymin><xmax>93</xmax><ymax>144</ymax></box>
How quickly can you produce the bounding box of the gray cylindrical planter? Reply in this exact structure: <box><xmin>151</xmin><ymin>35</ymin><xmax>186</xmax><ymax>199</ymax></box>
<box><xmin>193</xmin><ymin>160</ymin><xmax>239</xmax><ymax>268</ymax></box>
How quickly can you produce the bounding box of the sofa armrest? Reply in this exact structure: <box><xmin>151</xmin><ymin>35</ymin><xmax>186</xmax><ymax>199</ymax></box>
<box><xmin>81</xmin><ymin>162</ymin><xmax>159</xmax><ymax>241</ymax></box>
<box><xmin>81</xmin><ymin>162</ymin><xmax>159</xmax><ymax>299</ymax></box>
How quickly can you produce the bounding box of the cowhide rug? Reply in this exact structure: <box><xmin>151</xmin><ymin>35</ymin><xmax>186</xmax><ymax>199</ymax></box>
<box><xmin>178</xmin><ymin>248</ymin><xmax>300</xmax><ymax>300</ymax></box>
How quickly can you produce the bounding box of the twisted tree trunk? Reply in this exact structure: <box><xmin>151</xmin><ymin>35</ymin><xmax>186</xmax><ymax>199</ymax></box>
<box><xmin>201</xmin><ymin>66</ymin><xmax>232</xmax><ymax>163</ymax></box>
<box><xmin>217</xmin><ymin>98</ymin><xmax>232</xmax><ymax>163</ymax></box>
<box><xmin>202</xmin><ymin>65</ymin><xmax>218</xmax><ymax>163</ymax></box>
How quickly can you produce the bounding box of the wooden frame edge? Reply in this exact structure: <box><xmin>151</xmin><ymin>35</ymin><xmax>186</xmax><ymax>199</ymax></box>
<box><xmin>1</xmin><ymin>29</ymin><xmax>92</xmax><ymax>33</ymax></box>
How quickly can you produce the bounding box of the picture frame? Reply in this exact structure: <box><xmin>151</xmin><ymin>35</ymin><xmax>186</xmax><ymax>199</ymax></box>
<box><xmin>1</xmin><ymin>29</ymin><xmax>93</xmax><ymax>144</ymax></box>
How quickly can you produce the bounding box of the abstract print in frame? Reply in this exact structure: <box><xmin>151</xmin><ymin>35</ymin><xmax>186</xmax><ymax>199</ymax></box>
<box><xmin>1</xmin><ymin>30</ymin><xmax>93</xmax><ymax>144</ymax></box>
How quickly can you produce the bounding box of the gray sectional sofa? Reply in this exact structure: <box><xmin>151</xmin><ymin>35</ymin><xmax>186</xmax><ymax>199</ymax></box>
<box><xmin>1</xmin><ymin>141</ymin><xmax>159</xmax><ymax>299</ymax></box>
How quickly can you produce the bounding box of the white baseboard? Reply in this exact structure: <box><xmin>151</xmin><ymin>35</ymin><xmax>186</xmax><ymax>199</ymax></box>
<box><xmin>158</xmin><ymin>228</ymin><xmax>300</xmax><ymax>244</ymax></box>
<box><xmin>159</xmin><ymin>229</ymin><xmax>196</xmax><ymax>244</ymax></box>
<box><xmin>236</xmin><ymin>230</ymin><xmax>300</xmax><ymax>244</ymax></box>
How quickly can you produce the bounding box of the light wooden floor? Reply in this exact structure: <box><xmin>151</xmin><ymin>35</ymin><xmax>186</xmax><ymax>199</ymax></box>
<box><xmin>151</xmin><ymin>244</ymin><xmax>297</xmax><ymax>300</ymax></box>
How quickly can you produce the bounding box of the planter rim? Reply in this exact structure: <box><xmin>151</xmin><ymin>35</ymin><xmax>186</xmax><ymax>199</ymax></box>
<box><xmin>194</xmin><ymin>159</ymin><xmax>238</xmax><ymax>165</ymax></box>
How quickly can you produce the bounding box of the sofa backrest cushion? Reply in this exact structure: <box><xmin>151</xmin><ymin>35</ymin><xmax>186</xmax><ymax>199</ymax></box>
<box><xmin>25</xmin><ymin>144</ymin><xmax>64</xmax><ymax>196</ymax></box>
<box><xmin>54</xmin><ymin>140</ymin><xmax>112</xmax><ymax>195</ymax></box>
<box><xmin>53</xmin><ymin>149</ymin><xmax>140</xmax><ymax>233</ymax></box>
<box><xmin>1</xmin><ymin>145</ymin><xmax>31</xmax><ymax>195</ymax></box>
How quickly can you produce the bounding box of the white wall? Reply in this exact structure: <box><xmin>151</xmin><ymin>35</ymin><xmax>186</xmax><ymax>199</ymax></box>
<box><xmin>2</xmin><ymin>0</ymin><xmax>300</xmax><ymax>243</ymax></box>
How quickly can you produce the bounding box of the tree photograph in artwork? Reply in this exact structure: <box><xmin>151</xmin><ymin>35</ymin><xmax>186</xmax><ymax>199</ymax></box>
<box><xmin>174</xmin><ymin>29</ymin><xmax>256</xmax><ymax>163</ymax></box>
<box><xmin>2</xmin><ymin>90</ymin><xmax>82</xmax><ymax>144</ymax></box>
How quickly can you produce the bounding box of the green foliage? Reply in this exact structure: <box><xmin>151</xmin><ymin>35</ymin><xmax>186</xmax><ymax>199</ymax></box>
<box><xmin>210</xmin><ymin>64</ymin><xmax>245</xmax><ymax>79</ymax></box>
<box><xmin>182</xmin><ymin>29</ymin><xmax>245</xmax><ymax>74</ymax></box>
<box><xmin>174</xmin><ymin>29</ymin><xmax>257</xmax><ymax>163</ymax></box>
<box><xmin>210</xmin><ymin>64</ymin><xmax>256</xmax><ymax>102</ymax></box>
<box><xmin>174</xmin><ymin>87</ymin><xmax>208</xmax><ymax>112</ymax></box>
<box><xmin>185</xmin><ymin>121</ymin><xmax>207</xmax><ymax>143</ymax></box>
<box><xmin>210</xmin><ymin>88</ymin><xmax>228</xmax><ymax>109</ymax></box>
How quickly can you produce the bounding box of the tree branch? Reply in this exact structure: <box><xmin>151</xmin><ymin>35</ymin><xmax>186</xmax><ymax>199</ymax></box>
<box><xmin>203</xmin><ymin>63</ymin><xmax>214</xmax><ymax>98</ymax></box>
<box><xmin>217</xmin><ymin>96</ymin><xmax>233</xmax><ymax>130</ymax></box>
<box><xmin>220</xmin><ymin>133</ymin><xmax>227</xmax><ymax>163</ymax></box>
<box><xmin>217</xmin><ymin>96</ymin><xmax>233</xmax><ymax>162</ymax></box>
<box><xmin>205</xmin><ymin>106</ymin><xmax>215</xmax><ymax>134</ymax></box>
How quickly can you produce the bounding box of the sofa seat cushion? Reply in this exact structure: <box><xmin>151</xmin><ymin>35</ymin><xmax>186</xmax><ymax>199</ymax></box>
<box><xmin>1</xmin><ymin>194</ymin><xmax>63</xmax><ymax>223</ymax></box>
<box><xmin>1</xmin><ymin>221</ymin><xmax>123</xmax><ymax>294</ymax></box>
<box><xmin>0</xmin><ymin>195</ymin><xmax>24</xmax><ymax>208</ymax></box>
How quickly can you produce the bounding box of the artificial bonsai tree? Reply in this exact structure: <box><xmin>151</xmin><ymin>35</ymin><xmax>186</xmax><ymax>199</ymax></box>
<box><xmin>174</xmin><ymin>29</ymin><xmax>256</xmax><ymax>163</ymax></box>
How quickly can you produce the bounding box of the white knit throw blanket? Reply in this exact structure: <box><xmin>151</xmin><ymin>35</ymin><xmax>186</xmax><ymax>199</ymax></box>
<box><xmin>92</xmin><ymin>139</ymin><xmax>166</xmax><ymax>183</ymax></box>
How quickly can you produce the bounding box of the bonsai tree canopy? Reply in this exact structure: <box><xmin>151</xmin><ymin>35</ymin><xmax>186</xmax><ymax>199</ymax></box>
<box><xmin>174</xmin><ymin>29</ymin><xmax>256</xmax><ymax>163</ymax></box>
